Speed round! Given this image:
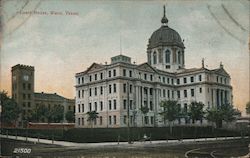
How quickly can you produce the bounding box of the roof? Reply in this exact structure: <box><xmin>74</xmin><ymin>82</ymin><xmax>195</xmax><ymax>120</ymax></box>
<box><xmin>34</xmin><ymin>92</ymin><xmax>73</xmax><ymax>101</ymax></box>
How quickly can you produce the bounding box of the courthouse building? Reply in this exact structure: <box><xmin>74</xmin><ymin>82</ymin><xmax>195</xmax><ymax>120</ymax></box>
<box><xmin>11</xmin><ymin>64</ymin><xmax>75</xmax><ymax>125</ymax></box>
<box><xmin>75</xmin><ymin>7</ymin><xmax>232</xmax><ymax>128</ymax></box>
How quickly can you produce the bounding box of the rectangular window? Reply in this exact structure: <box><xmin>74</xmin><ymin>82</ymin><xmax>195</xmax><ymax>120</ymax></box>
<box><xmin>163</xmin><ymin>77</ymin><xmax>165</xmax><ymax>83</ymax></box>
<box><xmin>82</xmin><ymin>118</ymin><xmax>84</xmax><ymax>126</ymax></box>
<box><xmin>89</xmin><ymin>88</ymin><xmax>92</xmax><ymax>96</ymax></box>
<box><xmin>78</xmin><ymin>104</ymin><xmax>80</xmax><ymax>113</ymax></box>
<box><xmin>191</xmin><ymin>89</ymin><xmax>195</xmax><ymax>97</ymax></box>
<box><xmin>109</xmin><ymin>100</ymin><xmax>112</xmax><ymax>110</ymax></box>
<box><xmin>190</xmin><ymin>76</ymin><xmax>194</xmax><ymax>82</ymax></box>
<box><xmin>100</xmin><ymin>101</ymin><xmax>103</xmax><ymax>111</ymax></box>
<box><xmin>130</xmin><ymin>100</ymin><xmax>133</xmax><ymax>110</ymax></box>
<box><xmin>177</xmin><ymin>79</ymin><xmax>180</xmax><ymax>84</ymax></box>
<box><xmin>167</xmin><ymin>90</ymin><xmax>170</xmax><ymax>98</ymax></box>
<box><xmin>100</xmin><ymin>116</ymin><xmax>103</xmax><ymax>125</ymax></box>
<box><xmin>78</xmin><ymin>90</ymin><xmax>81</xmax><ymax>98</ymax></box>
<box><xmin>216</xmin><ymin>76</ymin><xmax>219</xmax><ymax>82</ymax></box>
<box><xmin>171</xmin><ymin>79</ymin><xmax>174</xmax><ymax>85</ymax></box>
<box><xmin>184</xmin><ymin>90</ymin><xmax>187</xmax><ymax>98</ymax></box>
<box><xmin>145</xmin><ymin>116</ymin><xmax>149</xmax><ymax>125</ymax></box>
<box><xmin>94</xmin><ymin>87</ymin><xmax>97</xmax><ymax>96</ymax></box>
<box><xmin>94</xmin><ymin>102</ymin><xmax>97</xmax><ymax>111</ymax></box>
<box><xmin>172</xmin><ymin>90</ymin><xmax>174</xmax><ymax>98</ymax></box>
<box><xmin>167</xmin><ymin>78</ymin><xmax>170</xmax><ymax>84</ymax></box>
<box><xmin>150</xmin><ymin>88</ymin><xmax>153</xmax><ymax>95</ymax></box>
<box><xmin>81</xmin><ymin>77</ymin><xmax>84</xmax><ymax>83</ymax></box>
<box><xmin>23</xmin><ymin>93</ymin><xmax>26</xmax><ymax>99</ymax></box>
<box><xmin>113</xmin><ymin>84</ymin><xmax>116</xmax><ymax>93</ymax></box>
<box><xmin>108</xmin><ymin>70</ymin><xmax>111</xmax><ymax>77</ymax></box>
<box><xmin>95</xmin><ymin>74</ymin><xmax>97</xmax><ymax>80</ymax></box>
<box><xmin>82</xmin><ymin>90</ymin><xmax>84</xmax><ymax>98</ymax></box>
<box><xmin>150</xmin><ymin>101</ymin><xmax>153</xmax><ymax>111</ymax></box>
<box><xmin>28</xmin><ymin>83</ymin><xmax>31</xmax><ymax>90</ymax></box>
<box><xmin>177</xmin><ymin>90</ymin><xmax>180</xmax><ymax>98</ymax></box>
<box><xmin>82</xmin><ymin>104</ymin><xmax>84</xmax><ymax>112</ymax></box>
<box><xmin>123</xmin><ymin>99</ymin><xmax>127</xmax><ymax>109</ymax></box>
<box><xmin>129</xmin><ymin>70</ymin><xmax>132</xmax><ymax>77</ymax></box>
<box><xmin>124</xmin><ymin>115</ymin><xmax>127</xmax><ymax>124</ymax></box>
<box><xmin>113</xmin><ymin>69</ymin><xmax>116</xmax><ymax>77</ymax></box>
<box><xmin>28</xmin><ymin>94</ymin><xmax>31</xmax><ymax>99</ymax></box>
<box><xmin>78</xmin><ymin>118</ymin><xmax>80</xmax><ymax>126</ymax></box>
<box><xmin>150</xmin><ymin>116</ymin><xmax>154</xmax><ymax>125</ymax></box>
<box><xmin>109</xmin><ymin>116</ymin><xmax>112</xmax><ymax>125</ymax></box>
<box><xmin>78</xmin><ymin>78</ymin><xmax>80</xmax><ymax>85</ymax></box>
<box><xmin>129</xmin><ymin>85</ymin><xmax>132</xmax><ymax>93</ymax></box>
<box><xmin>144</xmin><ymin>74</ymin><xmax>147</xmax><ymax>80</ymax></box>
<box><xmin>113</xmin><ymin>100</ymin><xmax>117</xmax><ymax>110</ymax></box>
<box><xmin>100</xmin><ymin>73</ymin><xmax>103</xmax><ymax>80</ymax></box>
<box><xmin>89</xmin><ymin>75</ymin><xmax>92</xmax><ymax>82</ymax></box>
<box><xmin>199</xmin><ymin>87</ymin><xmax>202</xmax><ymax>93</ymax></box>
<box><xmin>199</xmin><ymin>75</ymin><xmax>202</xmax><ymax>81</ymax></box>
<box><xmin>123</xmin><ymin>83</ymin><xmax>126</xmax><ymax>93</ymax></box>
<box><xmin>123</xmin><ymin>69</ymin><xmax>126</xmax><ymax>76</ymax></box>
<box><xmin>184</xmin><ymin>77</ymin><xmax>187</xmax><ymax>83</ymax></box>
<box><xmin>113</xmin><ymin>115</ymin><xmax>117</xmax><ymax>125</ymax></box>
<box><xmin>89</xmin><ymin>103</ymin><xmax>92</xmax><ymax>111</ymax></box>
<box><xmin>163</xmin><ymin>89</ymin><xmax>166</xmax><ymax>97</ymax></box>
<box><xmin>109</xmin><ymin>85</ymin><xmax>112</xmax><ymax>93</ymax></box>
<box><xmin>100</xmin><ymin>86</ymin><xmax>103</xmax><ymax>95</ymax></box>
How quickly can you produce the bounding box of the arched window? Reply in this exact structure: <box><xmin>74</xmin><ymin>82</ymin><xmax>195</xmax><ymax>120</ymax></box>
<box><xmin>153</xmin><ymin>52</ymin><xmax>157</xmax><ymax>64</ymax></box>
<box><xmin>178</xmin><ymin>51</ymin><xmax>181</xmax><ymax>64</ymax></box>
<box><xmin>165</xmin><ymin>50</ymin><xmax>170</xmax><ymax>63</ymax></box>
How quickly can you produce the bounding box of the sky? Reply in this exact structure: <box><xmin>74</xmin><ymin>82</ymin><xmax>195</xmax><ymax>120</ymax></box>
<box><xmin>0</xmin><ymin>0</ymin><xmax>249</xmax><ymax>114</ymax></box>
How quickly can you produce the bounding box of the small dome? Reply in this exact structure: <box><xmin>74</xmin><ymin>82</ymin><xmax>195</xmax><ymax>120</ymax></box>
<box><xmin>148</xmin><ymin>25</ymin><xmax>184</xmax><ymax>49</ymax></box>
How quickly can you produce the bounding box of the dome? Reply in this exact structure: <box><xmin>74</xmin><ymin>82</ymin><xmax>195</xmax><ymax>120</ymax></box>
<box><xmin>148</xmin><ymin>25</ymin><xmax>184</xmax><ymax>49</ymax></box>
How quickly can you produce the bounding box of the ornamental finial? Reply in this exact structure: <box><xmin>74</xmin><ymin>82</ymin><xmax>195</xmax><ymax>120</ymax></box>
<box><xmin>161</xmin><ymin>5</ymin><xmax>168</xmax><ymax>25</ymax></box>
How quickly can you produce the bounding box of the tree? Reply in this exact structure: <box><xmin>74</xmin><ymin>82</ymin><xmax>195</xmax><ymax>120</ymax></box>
<box><xmin>31</xmin><ymin>104</ymin><xmax>49</xmax><ymax>122</ymax></box>
<box><xmin>0</xmin><ymin>91</ymin><xmax>21</xmax><ymax>126</ymax></box>
<box><xmin>65</xmin><ymin>111</ymin><xmax>75</xmax><ymax>123</ymax></box>
<box><xmin>188</xmin><ymin>101</ymin><xmax>205</xmax><ymax>124</ymax></box>
<box><xmin>246</xmin><ymin>101</ymin><xmax>250</xmax><ymax>115</ymax></box>
<box><xmin>159</xmin><ymin>100</ymin><xmax>181</xmax><ymax>134</ymax></box>
<box><xmin>140</xmin><ymin>106</ymin><xmax>149</xmax><ymax>127</ymax></box>
<box><xmin>206</xmin><ymin>107</ymin><xmax>223</xmax><ymax>128</ymax></box>
<box><xmin>86</xmin><ymin>111</ymin><xmax>99</xmax><ymax>128</ymax></box>
<box><xmin>51</xmin><ymin>105</ymin><xmax>64</xmax><ymax>123</ymax></box>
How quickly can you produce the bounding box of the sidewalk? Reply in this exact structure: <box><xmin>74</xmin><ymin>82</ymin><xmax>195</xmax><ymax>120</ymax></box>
<box><xmin>0</xmin><ymin>134</ymin><xmax>248</xmax><ymax>148</ymax></box>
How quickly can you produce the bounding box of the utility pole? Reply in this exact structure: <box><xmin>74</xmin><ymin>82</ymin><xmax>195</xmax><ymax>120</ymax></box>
<box><xmin>127</xmin><ymin>82</ymin><xmax>131</xmax><ymax>144</ymax></box>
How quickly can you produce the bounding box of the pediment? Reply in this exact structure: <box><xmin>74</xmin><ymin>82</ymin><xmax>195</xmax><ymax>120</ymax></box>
<box><xmin>137</xmin><ymin>63</ymin><xmax>157</xmax><ymax>73</ymax></box>
<box><xmin>85</xmin><ymin>63</ymin><xmax>104</xmax><ymax>73</ymax></box>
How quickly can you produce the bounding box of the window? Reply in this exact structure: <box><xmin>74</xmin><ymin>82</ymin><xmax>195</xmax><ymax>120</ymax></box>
<box><xmin>100</xmin><ymin>86</ymin><xmax>103</xmax><ymax>95</ymax></box>
<box><xmin>78</xmin><ymin>78</ymin><xmax>80</xmax><ymax>84</ymax></box>
<box><xmin>113</xmin><ymin>84</ymin><xmax>116</xmax><ymax>93</ymax></box>
<box><xmin>172</xmin><ymin>90</ymin><xmax>174</xmax><ymax>98</ymax></box>
<box><xmin>82</xmin><ymin>118</ymin><xmax>84</xmax><ymax>126</ymax></box>
<box><xmin>167</xmin><ymin>78</ymin><xmax>170</xmax><ymax>84</ymax></box>
<box><xmin>28</xmin><ymin>94</ymin><xmax>31</xmax><ymax>99</ymax></box>
<box><xmin>82</xmin><ymin>104</ymin><xmax>84</xmax><ymax>112</ymax></box>
<box><xmin>109</xmin><ymin>85</ymin><xmax>112</xmax><ymax>93</ymax></box>
<box><xmin>145</xmin><ymin>116</ymin><xmax>149</xmax><ymax>125</ymax></box>
<box><xmin>224</xmin><ymin>78</ymin><xmax>227</xmax><ymax>84</ymax></box>
<box><xmin>78</xmin><ymin>118</ymin><xmax>80</xmax><ymax>126</ymax></box>
<box><xmin>150</xmin><ymin>101</ymin><xmax>153</xmax><ymax>110</ymax></box>
<box><xmin>109</xmin><ymin>100</ymin><xmax>112</xmax><ymax>110</ymax></box>
<box><xmin>130</xmin><ymin>100</ymin><xmax>133</xmax><ymax>110</ymax></box>
<box><xmin>177</xmin><ymin>91</ymin><xmax>180</xmax><ymax>98</ymax></box>
<box><xmin>129</xmin><ymin>85</ymin><xmax>132</xmax><ymax>93</ymax></box>
<box><xmin>100</xmin><ymin>73</ymin><xmax>103</xmax><ymax>80</ymax></box>
<box><xmin>129</xmin><ymin>70</ymin><xmax>132</xmax><ymax>77</ymax></box>
<box><xmin>82</xmin><ymin>90</ymin><xmax>84</xmax><ymax>98</ymax></box>
<box><xmin>220</xmin><ymin>77</ymin><xmax>223</xmax><ymax>83</ymax></box>
<box><xmin>78</xmin><ymin>104</ymin><xmax>80</xmax><ymax>113</ymax></box>
<box><xmin>95</xmin><ymin>74</ymin><xmax>97</xmax><ymax>80</ymax></box>
<box><xmin>81</xmin><ymin>77</ymin><xmax>84</xmax><ymax>83</ymax></box>
<box><xmin>177</xmin><ymin>51</ymin><xmax>181</xmax><ymax>64</ymax></box>
<box><xmin>78</xmin><ymin>90</ymin><xmax>81</xmax><ymax>98</ymax></box>
<box><xmin>28</xmin><ymin>83</ymin><xmax>31</xmax><ymax>90</ymax></box>
<box><xmin>89</xmin><ymin>75</ymin><xmax>92</xmax><ymax>82</ymax></box>
<box><xmin>191</xmin><ymin>89</ymin><xmax>194</xmax><ymax>97</ymax></box>
<box><xmin>100</xmin><ymin>101</ymin><xmax>103</xmax><ymax>111</ymax></box>
<box><xmin>177</xmin><ymin>79</ymin><xmax>180</xmax><ymax>84</ymax></box>
<box><xmin>89</xmin><ymin>88</ymin><xmax>92</xmax><ymax>96</ymax></box>
<box><xmin>113</xmin><ymin>115</ymin><xmax>117</xmax><ymax>125</ymax></box>
<box><xmin>108</xmin><ymin>70</ymin><xmax>111</xmax><ymax>77</ymax></box>
<box><xmin>144</xmin><ymin>74</ymin><xmax>147</xmax><ymax>80</ymax></box>
<box><xmin>23</xmin><ymin>93</ymin><xmax>26</xmax><ymax>99</ymax></box>
<box><xmin>153</xmin><ymin>51</ymin><xmax>157</xmax><ymax>64</ymax></box>
<box><xmin>216</xmin><ymin>76</ymin><xmax>219</xmax><ymax>82</ymax></box>
<box><xmin>123</xmin><ymin>69</ymin><xmax>126</xmax><ymax>76</ymax></box>
<box><xmin>165</xmin><ymin>50</ymin><xmax>170</xmax><ymax>63</ymax></box>
<box><xmin>199</xmin><ymin>75</ymin><xmax>202</xmax><ymax>81</ymax></box>
<box><xmin>150</xmin><ymin>116</ymin><xmax>154</xmax><ymax>125</ymax></box>
<box><xmin>163</xmin><ymin>77</ymin><xmax>165</xmax><ymax>83</ymax></box>
<box><xmin>94</xmin><ymin>87</ymin><xmax>97</xmax><ymax>96</ymax></box>
<box><xmin>94</xmin><ymin>102</ymin><xmax>97</xmax><ymax>111</ymax></box>
<box><xmin>184</xmin><ymin>90</ymin><xmax>187</xmax><ymax>98</ymax></box>
<box><xmin>163</xmin><ymin>89</ymin><xmax>166</xmax><ymax>97</ymax></box>
<box><xmin>89</xmin><ymin>103</ymin><xmax>92</xmax><ymax>111</ymax></box>
<box><xmin>109</xmin><ymin>116</ymin><xmax>112</xmax><ymax>125</ymax></box>
<box><xmin>113</xmin><ymin>69</ymin><xmax>116</xmax><ymax>77</ymax></box>
<box><xmin>113</xmin><ymin>100</ymin><xmax>117</xmax><ymax>110</ymax></box>
<box><xmin>123</xmin><ymin>83</ymin><xmax>126</xmax><ymax>93</ymax></box>
<box><xmin>99</xmin><ymin>116</ymin><xmax>103</xmax><ymax>125</ymax></box>
<box><xmin>166</xmin><ymin>65</ymin><xmax>170</xmax><ymax>69</ymax></box>
<box><xmin>124</xmin><ymin>115</ymin><xmax>127</xmax><ymax>124</ymax></box>
<box><xmin>150</xmin><ymin>75</ymin><xmax>153</xmax><ymax>81</ymax></box>
<box><xmin>123</xmin><ymin>100</ymin><xmax>127</xmax><ymax>109</ymax></box>
<box><xmin>167</xmin><ymin>90</ymin><xmax>170</xmax><ymax>98</ymax></box>
<box><xmin>171</xmin><ymin>79</ymin><xmax>174</xmax><ymax>85</ymax></box>
<box><xmin>150</xmin><ymin>88</ymin><xmax>153</xmax><ymax>95</ymax></box>
<box><xmin>190</xmin><ymin>76</ymin><xmax>194</xmax><ymax>82</ymax></box>
<box><xmin>183</xmin><ymin>77</ymin><xmax>187</xmax><ymax>84</ymax></box>
<box><xmin>199</xmin><ymin>87</ymin><xmax>202</xmax><ymax>93</ymax></box>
